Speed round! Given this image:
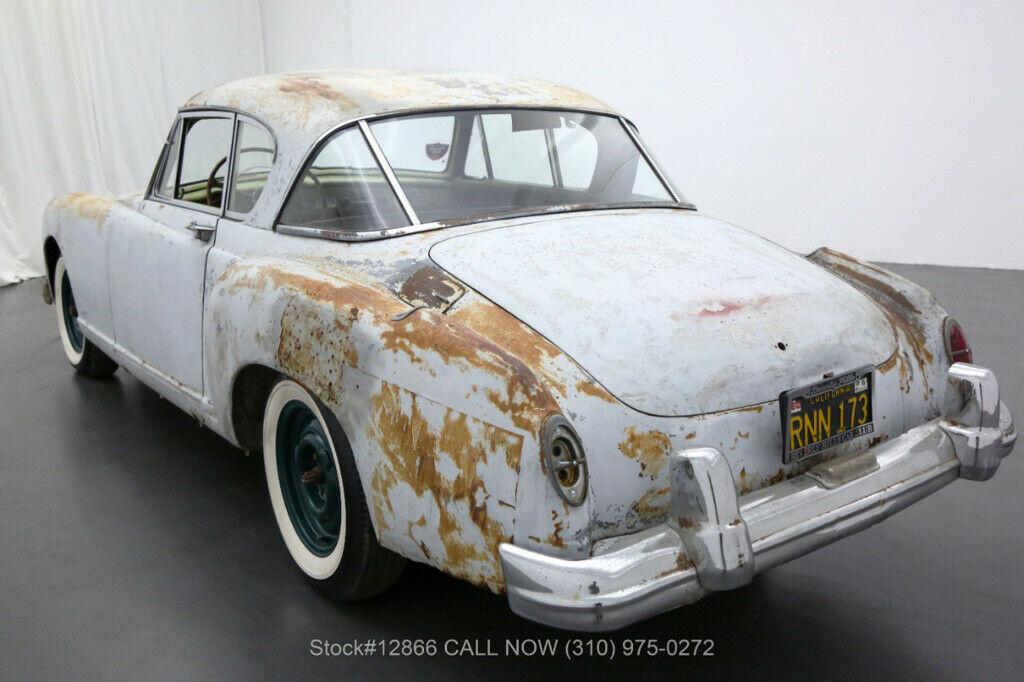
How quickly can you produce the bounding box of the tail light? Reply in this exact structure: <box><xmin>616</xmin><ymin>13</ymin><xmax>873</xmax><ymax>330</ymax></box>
<box><xmin>543</xmin><ymin>416</ymin><xmax>588</xmax><ymax>506</ymax></box>
<box><xmin>943</xmin><ymin>317</ymin><xmax>973</xmax><ymax>365</ymax></box>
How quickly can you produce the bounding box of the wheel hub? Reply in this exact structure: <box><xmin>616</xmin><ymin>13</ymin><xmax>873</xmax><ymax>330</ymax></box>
<box><xmin>275</xmin><ymin>400</ymin><xmax>341</xmax><ymax>556</ymax></box>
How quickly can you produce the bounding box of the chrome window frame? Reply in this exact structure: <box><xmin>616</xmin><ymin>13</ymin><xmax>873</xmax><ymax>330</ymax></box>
<box><xmin>147</xmin><ymin>109</ymin><xmax>238</xmax><ymax>218</ymax></box>
<box><xmin>273</xmin><ymin>121</ymin><xmax>417</xmax><ymax>242</ymax></box>
<box><xmin>273</xmin><ymin>106</ymin><xmax>695</xmax><ymax>243</ymax></box>
<box><xmin>223</xmin><ymin>113</ymin><xmax>279</xmax><ymax>221</ymax></box>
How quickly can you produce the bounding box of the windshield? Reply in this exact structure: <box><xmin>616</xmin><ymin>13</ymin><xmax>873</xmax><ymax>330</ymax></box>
<box><xmin>277</xmin><ymin>109</ymin><xmax>679</xmax><ymax>234</ymax></box>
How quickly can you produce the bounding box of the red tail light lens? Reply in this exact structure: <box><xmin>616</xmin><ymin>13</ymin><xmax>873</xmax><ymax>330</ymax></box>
<box><xmin>943</xmin><ymin>317</ymin><xmax>973</xmax><ymax>365</ymax></box>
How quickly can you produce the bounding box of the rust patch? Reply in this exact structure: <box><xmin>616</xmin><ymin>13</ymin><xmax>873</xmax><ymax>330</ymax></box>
<box><xmin>385</xmin><ymin>305</ymin><xmax>563</xmax><ymax>433</ymax></box>
<box><xmin>398</xmin><ymin>265</ymin><xmax>464</xmax><ymax>310</ymax></box>
<box><xmin>816</xmin><ymin>247</ymin><xmax>894</xmax><ymax>278</ymax></box>
<box><xmin>738</xmin><ymin>467</ymin><xmax>787</xmax><ymax>496</ymax></box>
<box><xmin>632</xmin><ymin>486</ymin><xmax>671</xmax><ymax>520</ymax></box>
<box><xmin>369</xmin><ymin>382</ymin><xmax>522</xmax><ymax>592</ymax></box>
<box><xmin>828</xmin><ymin>262</ymin><xmax>922</xmax><ymax>317</ymax></box>
<box><xmin>824</xmin><ymin>261</ymin><xmax>934</xmax><ymax>398</ymax></box>
<box><xmin>223</xmin><ymin>265</ymin><xmax>567</xmax><ymax>435</ymax></box>
<box><xmin>715</xmin><ymin>403</ymin><xmax>765</xmax><ymax>416</ymax></box>
<box><xmin>618</xmin><ymin>427</ymin><xmax>672</xmax><ymax>477</ymax></box>
<box><xmin>656</xmin><ymin>552</ymin><xmax>695</xmax><ymax>580</ymax></box>
<box><xmin>879</xmin><ymin>307</ymin><xmax>933</xmax><ymax>399</ymax></box>
<box><xmin>449</xmin><ymin>299</ymin><xmax>567</xmax><ymax>393</ymax></box>
<box><xmin>276</xmin><ymin>299</ymin><xmax>359</xmax><ymax>405</ymax></box>
<box><xmin>57</xmin><ymin>193</ymin><xmax>116</xmax><ymax>223</ymax></box>
<box><xmin>278</xmin><ymin>74</ymin><xmax>358</xmax><ymax>109</ymax></box>
<box><xmin>685</xmin><ymin>431</ymin><xmax>697</xmax><ymax>440</ymax></box>
<box><xmin>811</xmin><ymin>251</ymin><xmax>937</xmax><ymax>401</ymax></box>
<box><xmin>546</xmin><ymin>509</ymin><xmax>565</xmax><ymax>548</ymax></box>
<box><xmin>407</xmin><ymin>515</ymin><xmax>431</xmax><ymax>560</ymax></box>
<box><xmin>877</xmin><ymin>350</ymin><xmax>899</xmax><ymax>375</ymax></box>
<box><xmin>222</xmin><ymin>264</ymin><xmax>406</xmax><ymax>318</ymax></box>
<box><xmin>576</xmin><ymin>380</ymin><xmax>618</xmax><ymax>404</ymax></box>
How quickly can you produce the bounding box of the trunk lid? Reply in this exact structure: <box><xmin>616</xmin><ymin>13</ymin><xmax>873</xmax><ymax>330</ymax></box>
<box><xmin>429</xmin><ymin>210</ymin><xmax>895</xmax><ymax>416</ymax></box>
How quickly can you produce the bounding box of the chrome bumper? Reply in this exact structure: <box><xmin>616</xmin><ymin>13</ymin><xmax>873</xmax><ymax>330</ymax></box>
<box><xmin>500</xmin><ymin>363</ymin><xmax>1016</xmax><ymax>631</ymax></box>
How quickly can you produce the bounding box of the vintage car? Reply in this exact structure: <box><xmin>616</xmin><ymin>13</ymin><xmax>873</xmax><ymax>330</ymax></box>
<box><xmin>41</xmin><ymin>69</ymin><xmax>1016</xmax><ymax>631</ymax></box>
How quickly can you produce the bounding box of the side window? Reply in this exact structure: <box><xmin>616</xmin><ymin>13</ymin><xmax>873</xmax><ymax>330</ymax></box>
<box><xmin>370</xmin><ymin>115</ymin><xmax>454</xmax><ymax>173</ymax></box>
<box><xmin>278</xmin><ymin>126</ymin><xmax>409</xmax><ymax>232</ymax></box>
<box><xmin>227</xmin><ymin>120</ymin><xmax>276</xmax><ymax>214</ymax></box>
<box><xmin>156</xmin><ymin>116</ymin><xmax>233</xmax><ymax>208</ymax></box>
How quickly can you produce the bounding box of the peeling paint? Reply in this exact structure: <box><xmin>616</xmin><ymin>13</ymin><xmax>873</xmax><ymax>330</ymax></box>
<box><xmin>618</xmin><ymin>427</ymin><xmax>672</xmax><ymax>477</ymax></box>
<box><xmin>576</xmin><ymin>379</ymin><xmax>618</xmax><ymax>404</ymax></box>
<box><xmin>55</xmin><ymin>193</ymin><xmax>116</xmax><ymax>223</ymax></box>
<box><xmin>397</xmin><ymin>265</ymin><xmax>464</xmax><ymax>311</ymax></box>
<box><xmin>369</xmin><ymin>382</ymin><xmax>522</xmax><ymax>592</ymax></box>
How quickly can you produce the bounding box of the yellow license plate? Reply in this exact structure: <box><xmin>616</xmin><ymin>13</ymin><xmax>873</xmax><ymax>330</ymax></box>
<box><xmin>781</xmin><ymin>367</ymin><xmax>874</xmax><ymax>463</ymax></box>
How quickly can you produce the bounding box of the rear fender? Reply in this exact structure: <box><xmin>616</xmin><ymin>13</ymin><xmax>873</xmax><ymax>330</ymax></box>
<box><xmin>807</xmin><ymin>247</ymin><xmax>948</xmax><ymax>421</ymax></box>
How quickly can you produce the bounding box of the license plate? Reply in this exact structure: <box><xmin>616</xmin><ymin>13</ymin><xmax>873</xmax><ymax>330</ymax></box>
<box><xmin>781</xmin><ymin>367</ymin><xmax>874</xmax><ymax>463</ymax></box>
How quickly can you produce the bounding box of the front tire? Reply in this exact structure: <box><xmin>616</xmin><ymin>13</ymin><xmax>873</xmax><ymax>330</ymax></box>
<box><xmin>262</xmin><ymin>378</ymin><xmax>405</xmax><ymax>600</ymax></box>
<box><xmin>53</xmin><ymin>257</ymin><xmax>118</xmax><ymax>378</ymax></box>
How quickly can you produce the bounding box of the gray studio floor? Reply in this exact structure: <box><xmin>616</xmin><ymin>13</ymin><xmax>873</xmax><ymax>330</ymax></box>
<box><xmin>1</xmin><ymin>263</ymin><xmax>1021</xmax><ymax>680</ymax></box>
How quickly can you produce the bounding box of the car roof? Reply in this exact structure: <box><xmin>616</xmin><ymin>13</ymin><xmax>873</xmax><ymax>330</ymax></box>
<box><xmin>183</xmin><ymin>68</ymin><xmax>619</xmax><ymax>140</ymax></box>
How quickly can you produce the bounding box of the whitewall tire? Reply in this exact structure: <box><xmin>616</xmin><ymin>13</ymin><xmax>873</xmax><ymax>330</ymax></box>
<box><xmin>262</xmin><ymin>377</ymin><xmax>405</xmax><ymax>599</ymax></box>
<box><xmin>53</xmin><ymin>256</ymin><xmax>118</xmax><ymax>378</ymax></box>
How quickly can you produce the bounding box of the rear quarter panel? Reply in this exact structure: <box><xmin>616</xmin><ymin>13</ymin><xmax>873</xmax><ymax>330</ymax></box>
<box><xmin>204</xmin><ymin>221</ymin><xmax>600</xmax><ymax>591</ymax></box>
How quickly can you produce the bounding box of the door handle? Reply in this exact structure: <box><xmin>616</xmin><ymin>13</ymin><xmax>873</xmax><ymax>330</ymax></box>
<box><xmin>185</xmin><ymin>221</ymin><xmax>216</xmax><ymax>241</ymax></box>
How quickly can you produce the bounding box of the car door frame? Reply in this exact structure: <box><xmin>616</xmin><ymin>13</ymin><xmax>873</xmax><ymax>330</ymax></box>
<box><xmin>107</xmin><ymin>108</ymin><xmax>239</xmax><ymax>402</ymax></box>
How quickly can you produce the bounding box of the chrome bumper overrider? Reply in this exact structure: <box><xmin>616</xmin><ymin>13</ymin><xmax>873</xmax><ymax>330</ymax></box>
<box><xmin>500</xmin><ymin>363</ymin><xmax>1016</xmax><ymax>631</ymax></box>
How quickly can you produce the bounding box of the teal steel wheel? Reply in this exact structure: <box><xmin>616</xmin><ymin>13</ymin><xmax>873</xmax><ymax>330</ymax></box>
<box><xmin>275</xmin><ymin>399</ymin><xmax>342</xmax><ymax>557</ymax></box>
<box><xmin>60</xmin><ymin>269</ymin><xmax>84</xmax><ymax>353</ymax></box>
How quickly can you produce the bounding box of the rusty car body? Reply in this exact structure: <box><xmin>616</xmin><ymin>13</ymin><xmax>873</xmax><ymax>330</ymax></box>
<box><xmin>41</xmin><ymin>69</ymin><xmax>1016</xmax><ymax>630</ymax></box>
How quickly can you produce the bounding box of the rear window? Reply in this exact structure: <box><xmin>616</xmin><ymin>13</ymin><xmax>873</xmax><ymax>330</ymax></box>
<box><xmin>367</xmin><ymin>109</ymin><xmax>674</xmax><ymax>225</ymax></box>
<box><xmin>278</xmin><ymin>126</ymin><xmax>409</xmax><ymax>232</ymax></box>
<box><xmin>371</xmin><ymin>116</ymin><xmax>454</xmax><ymax>173</ymax></box>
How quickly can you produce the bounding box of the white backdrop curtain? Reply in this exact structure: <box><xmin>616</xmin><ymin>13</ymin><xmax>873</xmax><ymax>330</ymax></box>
<box><xmin>4</xmin><ymin>0</ymin><xmax>1022</xmax><ymax>282</ymax></box>
<box><xmin>0</xmin><ymin>0</ymin><xmax>265</xmax><ymax>286</ymax></box>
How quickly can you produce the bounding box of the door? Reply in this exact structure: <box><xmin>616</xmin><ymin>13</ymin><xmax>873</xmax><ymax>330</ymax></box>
<box><xmin>108</xmin><ymin>111</ymin><xmax>235</xmax><ymax>393</ymax></box>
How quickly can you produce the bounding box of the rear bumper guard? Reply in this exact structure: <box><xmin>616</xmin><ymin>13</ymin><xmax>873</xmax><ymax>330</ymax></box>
<box><xmin>500</xmin><ymin>362</ymin><xmax>1016</xmax><ymax>631</ymax></box>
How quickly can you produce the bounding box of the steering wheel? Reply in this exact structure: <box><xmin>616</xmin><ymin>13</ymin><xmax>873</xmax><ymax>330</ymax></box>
<box><xmin>300</xmin><ymin>167</ymin><xmax>335</xmax><ymax>219</ymax></box>
<box><xmin>206</xmin><ymin>146</ymin><xmax>276</xmax><ymax>207</ymax></box>
<box><xmin>235</xmin><ymin>163</ymin><xmax>274</xmax><ymax>206</ymax></box>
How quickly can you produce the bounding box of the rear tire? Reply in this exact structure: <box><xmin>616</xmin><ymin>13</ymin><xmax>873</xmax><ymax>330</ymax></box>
<box><xmin>262</xmin><ymin>378</ymin><xmax>405</xmax><ymax>601</ymax></box>
<box><xmin>53</xmin><ymin>257</ymin><xmax>118</xmax><ymax>379</ymax></box>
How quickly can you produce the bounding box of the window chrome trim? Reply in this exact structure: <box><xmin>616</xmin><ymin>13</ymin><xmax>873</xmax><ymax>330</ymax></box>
<box><xmin>147</xmin><ymin>118</ymin><xmax>180</xmax><ymax>199</ymax></box>
<box><xmin>224</xmin><ymin>113</ymin><xmax>278</xmax><ymax>221</ymax></box>
<box><xmin>272</xmin><ymin>107</ymin><xmax>695</xmax><ymax>242</ymax></box>
<box><xmin>358</xmin><ymin>120</ymin><xmax>420</xmax><ymax>225</ymax></box>
<box><xmin>277</xmin><ymin>222</ymin><xmax>444</xmax><ymax>243</ymax></box>
<box><xmin>618</xmin><ymin>116</ymin><xmax>694</xmax><ymax>209</ymax></box>
<box><xmin>276</xmin><ymin>203</ymin><xmax>689</xmax><ymax>243</ymax></box>
<box><xmin>147</xmin><ymin>109</ymin><xmax>236</xmax><ymax>217</ymax></box>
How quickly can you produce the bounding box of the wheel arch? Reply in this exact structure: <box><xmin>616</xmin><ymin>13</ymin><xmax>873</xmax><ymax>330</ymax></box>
<box><xmin>43</xmin><ymin>236</ymin><xmax>61</xmax><ymax>290</ymax></box>
<box><xmin>229</xmin><ymin>363</ymin><xmax>283</xmax><ymax>454</ymax></box>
